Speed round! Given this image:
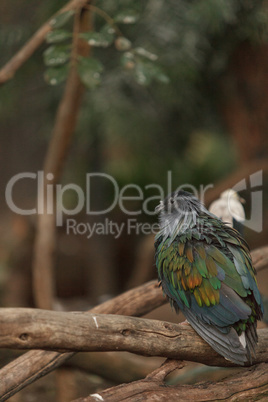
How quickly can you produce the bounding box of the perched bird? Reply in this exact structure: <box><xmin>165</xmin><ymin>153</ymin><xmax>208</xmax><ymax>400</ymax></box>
<box><xmin>155</xmin><ymin>190</ymin><xmax>263</xmax><ymax>365</ymax></box>
<box><xmin>209</xmin><ymin>189</ymin><xmax>245</xmax><ymax>233</ymax></box>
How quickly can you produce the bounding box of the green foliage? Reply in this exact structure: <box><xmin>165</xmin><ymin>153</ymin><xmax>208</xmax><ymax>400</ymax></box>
<box><xmin>43</xmin><ymin>4</ymin><xmax>166</xmax><ymax>89</ymax></box>
<box><xmin>79</xmin><ymin>31</ymin><xmax>114</xmax><ymax>48</ymax></box>
<box><xmin>46</xmin><ymin>29</ymin><xmax>72</xmax><ymax>44</ymax></box>
<box><xmin>120</xmin><ymin>47</ymin><xmax>169</xmax><ymax>85</ymax></box>
<box><xmin>100</xmin><ymin>24</ymin><xmax>117</xmax><ymax>43</ymax></box>
<box><xmin>134</xmin><ymin>47</ymin><xmax>158</xmax><ymax>61</ymax></box>
<box><xmin>77</xmin><ymin>57</ymin><xmax>104</xmax><ymax>89</ymax></box>
<box><xmin>49</xmin><ymin>10</ymin><xmax>74</xmax><ymax>29</ymax></box>
<box><xmin>134</xmin><ymin>60</ymin><xmax>169</xmax><ymax>85</ymax></box>
<box><xmin>114</xmin><ymin>9</ymin><xmax>139</xmax><ymax>24</ymax></box>
<box><xmin>44</xmin><ymin>64</ymin><xmax>69</xmax><ymax>85</ymax></box>
<box><xmin>43</xmin><ymin>45</ymin><xmax>70</xmax><ymax>67</ymax></box>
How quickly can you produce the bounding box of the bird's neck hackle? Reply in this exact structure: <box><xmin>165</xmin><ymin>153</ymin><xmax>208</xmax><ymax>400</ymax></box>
<box><xmin>158</xmin><ymin>208</ymin><xmax>198</xmax><ymax>243</ymax></box>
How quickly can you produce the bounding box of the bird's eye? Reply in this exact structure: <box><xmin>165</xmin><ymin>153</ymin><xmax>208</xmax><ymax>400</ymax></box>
<box><xmin>170</xmin><ymin>198</ymin><xmax>174</xmax><ymax>204</ymax></box>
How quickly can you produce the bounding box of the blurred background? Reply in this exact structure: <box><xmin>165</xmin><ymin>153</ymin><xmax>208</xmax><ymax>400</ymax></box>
<box><xmin>0</xmin><ymin>0</ymin><xmax>268</xmax><ymax>400</ymax></box>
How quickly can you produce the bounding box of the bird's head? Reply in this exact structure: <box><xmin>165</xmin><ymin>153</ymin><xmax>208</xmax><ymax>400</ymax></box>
<box><xmin>155</xmin><ymin>190</ymin><xmax>204</xmax><ymax>237</ymax></box>
<box><xmin>155</xmin><ymin>190</ymin><xmax>201</xmax><ymax>215</ymax></box>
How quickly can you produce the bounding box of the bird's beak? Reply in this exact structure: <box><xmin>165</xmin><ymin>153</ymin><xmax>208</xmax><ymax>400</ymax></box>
<box><xmin>155</xmin><ymin>201</ymin><xmax>164</xmax><ymax>213</ymax></box>
<box><xmin>239</xmin><ymin>197</ymin><xmax>246</xmax><ymax>204</ymax></box>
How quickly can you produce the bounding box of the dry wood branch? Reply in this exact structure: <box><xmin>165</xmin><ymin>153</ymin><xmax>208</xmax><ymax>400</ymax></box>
<box><xmin>145</xmin><ymin>359</ymin><xmax>185</xmax><ymax>381</ymax></box>
<box><xmin>252</xmin><ymin>246</ymin><xmax>268</xmax><ymax>272</ymax></box>
<box><xmin>32</xmin><ymin>6</ymin><xmax>91</xmax><ymax>310</ymax></box>
<box><xmin>0</xmin><ymin>0</ymin><xmax>89</xmax><ymax>85</ymax></box>
<box><xmin>0</xmin><ymin>308</ymin><xmax>267</xmax><ymax>368</ymax></box>
<box><xmin>0</xmin><ymin>281</ymin><xmax>165</xmax><ymax>401</ymax></box>
<box><xmin>74</xmin><ymin>363</ymin><xmax>268</xmax><ymax>402</ymax></box>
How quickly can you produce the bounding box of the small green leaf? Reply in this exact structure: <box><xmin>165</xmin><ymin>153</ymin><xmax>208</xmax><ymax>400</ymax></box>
<box><xmin>78</xmin><ymin>57</ymin><xmax>104</xmax><ymax>89</ymax></box>
<box><xmin>44</xmin><ymin>65</ymin><xmax>69</xmax><ymax>85</ymax></box>
<box><xmin>78</xmin><ymin>57</ymin><xmax>104</xmax><ymax>72</ymax></box>
<box><xmin>121</xmin><ymin>52</ymin><xmax>135</xmax><ymax>69</ymax></box>
<box><xmin>154</xmin><ymin>69</ymin><xmax>170</xmax><ymax>84</ymax></box>
<box><xmin>134</xmin><ymin>61</ymin><xmax>170</xmax><ymax>85</ymax></box>
<box><xmin>50</xmin><ymin>10</ymin><xmax>74</xmax><ymax>29</ymax></box>
<box><xmin>134</xmin><ymin>47</ymin><xmax>158</xmax><ymax>61</ymax></box>
<box><xmin>43</xmin><ymin>45</ymin><xmax>70</xmax><ymax>67</ymax></box>
<box><xmin>46</xmin><ymin>29</ymin><xmax>72</xmax><ymax>44</ymax></box>
<box><xmin>100</xmin><ymin>24</ymin><xmax>116</xmax><ymax>37</ymax></box>
<box><xmin>115</xmin><ymin>37</ymin><xmax>132</xmax><ymax>51</ymax></box>
<box><xmin>114</xmin><ymin>10</ymin><xmax>139</xmax><ymax>24</ymax></box>
<box><xmin>134</xmin><ymin>62</ymin><xmax>153</xmax><ymax>85</ymax></box>
<box><xmin>100</xmin><ymin>23</ymin><xmax>116</xmax><ymax>43</ymax></box>
<box><xmin>79</xmin><ymin>32</ymin><xmax>112</xmax><ymax>47</ymax></box>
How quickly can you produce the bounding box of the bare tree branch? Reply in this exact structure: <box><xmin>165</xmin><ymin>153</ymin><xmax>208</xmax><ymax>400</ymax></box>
<box><xmin>0</xmin><ymin>281</ymin><xmax>166</xmax><ymax>401</ymax></box>
<box><xmin>145</xmin><ymin>358</ymin><xmax>185</xmax><ymax>381</ymax></box>
<box><xmin>0</xmin><ymin>0</ymin><xmax>89</xmax><ymax>85</ymax></box>
<box><xmin>252</xmin><ymin>246</ymin><xmax>268</xmax><ymax>272</ymax></box>
<box><xmin>0</xmin><ymin>308</ymin><xmax>267</xmax><ymax>367</ymax></box>
<box><xmin>32</xmin><ymin>6</ymin><xmax>92</xmax><ymax>310</ymax></box>
<box><xmin>74</xmin><ymin>363</ymin><xmax>268</xmax><ymax>402</ymax></box>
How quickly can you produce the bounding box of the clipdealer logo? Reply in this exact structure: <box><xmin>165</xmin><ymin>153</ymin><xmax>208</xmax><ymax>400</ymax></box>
<box><xmin>65</xmin><ymin>218</ymin><xmax>160</xmax><ymax>239</ymax></box>
<box><xmin>5</xmin><ymin>170</ymin><xmax>263</xmax><ymax>237</ymax></box>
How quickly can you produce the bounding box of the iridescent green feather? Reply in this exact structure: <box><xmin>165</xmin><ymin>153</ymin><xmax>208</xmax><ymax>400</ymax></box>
<box><xmin>155</xmin><ymin>212</ymin><xmax>263</xmax><ymax>325</ymax></box>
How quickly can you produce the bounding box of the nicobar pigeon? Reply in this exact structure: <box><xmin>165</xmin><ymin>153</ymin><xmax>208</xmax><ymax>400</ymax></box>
<box><xmin>155</xmin><ymin>190</ymin><xmax>263</xmax><ymax>365</ymax></box>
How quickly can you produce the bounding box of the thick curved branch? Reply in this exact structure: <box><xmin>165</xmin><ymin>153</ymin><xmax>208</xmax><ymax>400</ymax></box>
<box><xmin>0</xmin><ymin>308</ymin><xmax>267</xmax><ymax>367</ymax></box>
<box><xmin>74</xmin><ymin>363</ymin><xmax>268</xmax><ymax>402</ymax></box>
<box><xmin>0</xmin><ymin>281</ymin><xmax>166</xmax><ymax>401</ymax></box>
<box><xmin>145</xmin><ymin>358</ymin><xmax>185</xmax><ymax>381</ymax></box>
<box><xmin>0</xmin><ymin>0</ymin><xmax>89</xmax><ymax>85</ymax></box>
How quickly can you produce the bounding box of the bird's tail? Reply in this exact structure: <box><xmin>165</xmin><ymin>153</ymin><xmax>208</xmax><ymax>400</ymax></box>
<box><xmin>185</xmin><ymin>309</ymin><xmax>255</xmax><ymax>365</ymax></box>
<box><xmin>244</xmin><ymin>323</ymin><xmax>258</xmax><ymax>363</ymax></box>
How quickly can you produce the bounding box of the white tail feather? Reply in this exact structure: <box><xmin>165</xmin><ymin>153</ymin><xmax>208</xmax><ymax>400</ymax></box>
<box><xmin>239</xmin><ymin>331</ymin><xmax>246</xmax><ymax>348</ymax></box>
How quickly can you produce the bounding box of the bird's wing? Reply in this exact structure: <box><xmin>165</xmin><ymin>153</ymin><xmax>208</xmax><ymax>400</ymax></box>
<box><xmin>222</xmin><ymin>225</ymin><xmax>263</xmax><ymax>311</ymax></box>
<box><xmin>156</xmin><ymin>238</ymin><xmax>254</xmax><ymax>323</ymax></box>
